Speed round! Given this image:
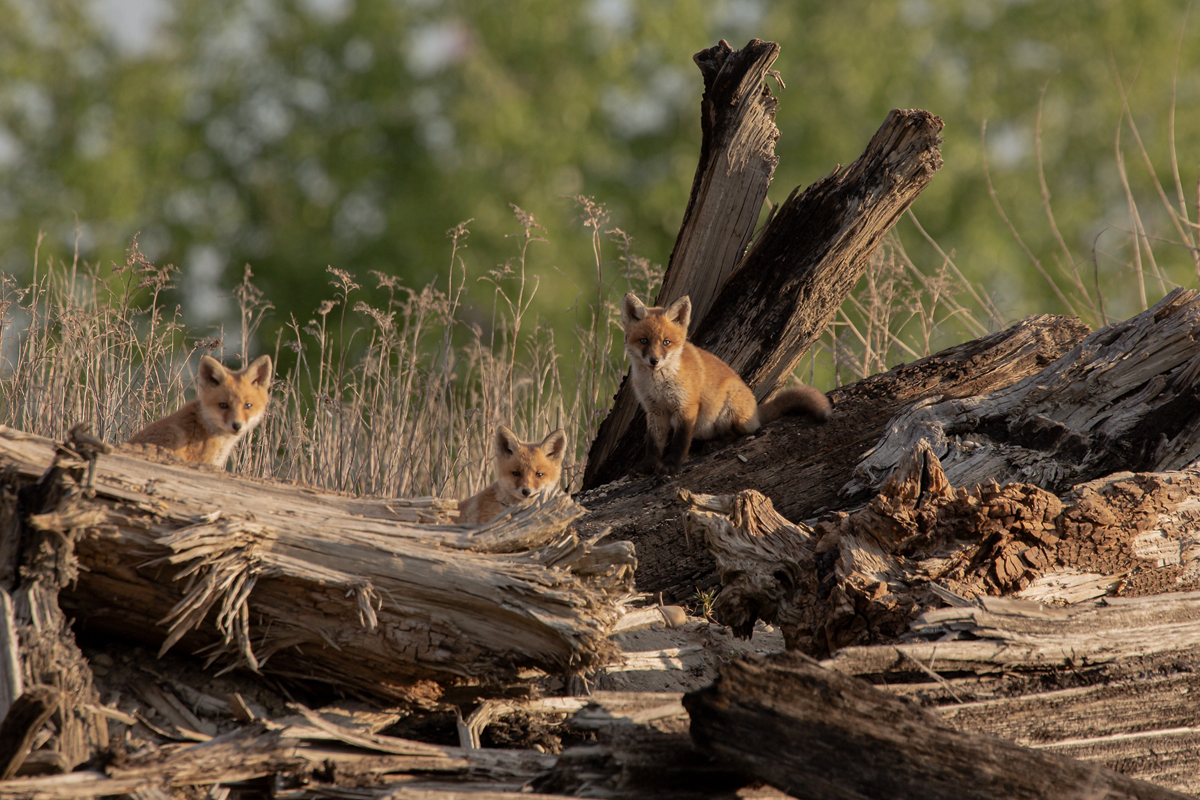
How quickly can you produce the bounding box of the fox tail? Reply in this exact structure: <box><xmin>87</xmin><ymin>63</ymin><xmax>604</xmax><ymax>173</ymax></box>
<box><xmin>757</xmin><ymin>385</ymin><xmax>831</xmax><ymax>425</ymax></box>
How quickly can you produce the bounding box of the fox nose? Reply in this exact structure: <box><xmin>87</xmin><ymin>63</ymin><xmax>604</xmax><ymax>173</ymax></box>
<box><xmin>231</xmin><ymin>421</ymin><xmax>242</xmax><ymax>433</ymax></box>
<box><xmin>648</xmin><ymin>357</ymin><xmax>659</xmax><ymax>367</ymax></box>
<box><xmin>521</xmin><ymin>488</ymin><xmax>531</xmax><ymax>497</ymax></box>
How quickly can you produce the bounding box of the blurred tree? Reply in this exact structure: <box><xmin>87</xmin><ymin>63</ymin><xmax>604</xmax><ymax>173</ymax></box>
<box><xmin>1</xmin><ymin>0</ymin><xmax>1197</xmax><ymax>343</ymax></box>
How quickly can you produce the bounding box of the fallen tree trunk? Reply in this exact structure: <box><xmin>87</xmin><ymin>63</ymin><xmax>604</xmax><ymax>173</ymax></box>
<box><xmin>577</xmin><ymin>312</ymin><xmax>1089</xmax><ymax>601</ymax></box>
<box><xmin>844</xmin><ymin>286</ymin><xmax>1200</xmax><ymax>499</ymax></box>
<box><xmin>683</xmin><ymin>652</ymin><xmax>1192</xmax><ymax>800</ymax></box>
<box><xmin>0</xmin><ymin>427</ymin><xmax>636</xmax><ymax>704</ymax></box>
<box><xmin>937</xmin><ymin>674</ymin><xmax>1200</xmax><ymax>793</ymax></box>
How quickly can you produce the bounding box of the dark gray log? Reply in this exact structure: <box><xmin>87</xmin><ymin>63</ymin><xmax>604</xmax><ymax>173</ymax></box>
<box><xmin>684</xmin><ymin>651</ymin><xmax>1192</xmax><ymax>800</ymax></box>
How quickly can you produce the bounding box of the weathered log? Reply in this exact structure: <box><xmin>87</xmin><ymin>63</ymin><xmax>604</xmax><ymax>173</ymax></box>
<box><xmin>937</xmin><ymin>674</ymin><xmax>1200</xmax><ymax>793</ymax></box>
<box><xmin>824</xmin><ymin>592</ymin><xmax>1200</xmax><ymax>677</ymax></box>
<box><xmin>686</xmin><ymin>436</ymin><xmax>1200</xmax><ymax>655</ymax></box>
<box><xmin>0</xmin><ymin>427</ymin><xmax>636</xmax><ymax>704</ymax></box>
<box><xmin>533</xmin><ymin>691</ymin><xmax>788</xmax><ymax>800</ymax></box>
<box><xmin>584</xmin><ymin>38</ymin><xmax>787</xmax><ymax>489</ymax></box>
<box><xmin>683</xmin><ymin>651</ymin><xmax>1192</xmax><ymax>800</ymax></box>
<box><xmin>577</xmin><ymin>312</ymin><xmax>1089</xmax><ymax>601</ymax></box>
<box><xmin>0</xmin><ymin>428</ymin><xmax>109</xmax><ymax>774</ymax></box>
<box><xmin>586</xmin><ymin>105</ymin><xmax>945</xmax><ymax>488</ymax></box>
<box><xmin>846</xmin><ymin>287</ymin><xmax>1200</xmax><ymax>498</ymax></box>
<box><xmin>0</xmin><ymin>707</ymin><xmax>559</xmax><ymax>800</ymax></box>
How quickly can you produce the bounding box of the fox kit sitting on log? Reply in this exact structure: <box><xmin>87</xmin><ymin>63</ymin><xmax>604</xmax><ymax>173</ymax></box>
<box><xmin>128</xmin><ymin>355</ymin><xmax>273</xmax><ymax>469</ymax></box>
<box><xmin>458</xmin><ymin>425</ymin><xmax>568</xmax><ymax>524</ymax></box>
<box><xmin>621</xmin><ymin>293</ymin><xmax>830</xmax><ymax>475</ymax></box>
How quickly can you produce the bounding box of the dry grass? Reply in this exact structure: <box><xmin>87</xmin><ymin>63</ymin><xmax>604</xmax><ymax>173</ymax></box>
<box><xmin>0</xmin><ymin>204</ymin><xmax>656</xmax><ymax>500</ymax></box>
<box><xmin>3</xmin><ymin>85</ymin><xmax>1196</xmax><ymax>501</ymax></box>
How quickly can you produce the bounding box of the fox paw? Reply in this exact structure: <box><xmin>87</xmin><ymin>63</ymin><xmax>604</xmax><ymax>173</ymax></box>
<box><xmin>633</xmin><ymin>457</ymin><xmax>662</xmax><ymax>475</ymax></box>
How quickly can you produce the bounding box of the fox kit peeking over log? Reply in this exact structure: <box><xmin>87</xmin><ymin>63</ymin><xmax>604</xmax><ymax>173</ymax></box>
<box><xmin>621</xmin><ymin>293</ymin><xmax>830</xmax><ymax>475</ymax></box>
<box><xmin>128</xmin><ymin>355</ymin><xmax>273</xmax><ymax>469</ymax></box>
<box><xmin>458</xmin><ymin>426</ymin><xmax>567</xmax><ymax>524</ymax></box>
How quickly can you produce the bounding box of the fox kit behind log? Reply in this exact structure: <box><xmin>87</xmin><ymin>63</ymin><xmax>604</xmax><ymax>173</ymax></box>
<box><xmin>458</xmin><ymin>426</ymin><xmax>568</xmax><ymax>524</ymax></box>
<box><xmin>128</xmin><ymin>355</ymin><xmax>273</xmax><ymax>469</ymax></box>
<box><xmin>621</xmin><ymin>293</ymin><xmax>830</xmax><ymax>475</ymax></box>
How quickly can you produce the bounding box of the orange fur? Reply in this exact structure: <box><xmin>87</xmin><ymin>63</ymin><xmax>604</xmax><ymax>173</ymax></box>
<box><xmin>458</xmin><ymin>426</ymin><xmax>567</xmax><ymax>524</ymax></box>
<box><xmin>128</xmin><ymin>355</ymin><xmax>273</xmax><ymax>469</ymax></box>
<box><xmin>621</xmin><ymin>293</ymin><xmax>830</xmax><ymax>474</ymax></box>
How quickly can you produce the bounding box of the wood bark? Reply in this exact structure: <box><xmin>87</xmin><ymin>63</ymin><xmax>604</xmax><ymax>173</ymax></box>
<box><xmin>583</xmin><ymin>38</ymin><xmax>786</xmax><ymax>489</ymax></box>
<box><xmin>683</xmin><ymin>651</ymin><xmax>1192</xmax><ymax>800</ymax></box>
<box><xmin>584</xmin><ymin>107</ymin><xmax>945</xmax><ymax>489</ymax></box>
<box><xmin>0</xmin><ymin>426</ymin><xmax>636</xmax><ymax>704</ymax></box>
<box><xmin>576</xmin><ymin>312</ymin><xmax>1089</xmax><ymax>601</ymax></box>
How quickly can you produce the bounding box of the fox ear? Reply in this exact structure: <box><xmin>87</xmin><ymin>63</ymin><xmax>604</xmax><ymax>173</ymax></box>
<box><xmin>198</xmin><ymin>356</ymin><xmax>227</xmax><ymax>386</ymax></box>
<box><xmin>246</xmin><ymin>355</ymin><xmax>273</xmax><ymax>386</ymax></box>
<box><xmin>666</xmin><ymin>296</ymin><xmax>691</xmax><ymax>331</ymax></box>
<box><xmin>540</xmin><ymin>429</ymin><xmax>568</xmax><ymax>462</ymax></box>
<box><xmin>621</xmin><ymin>293</ymin><xmax>647</xmax><ymax>326</ymax></box>
<box><xmin>495</xmin><ymin>425</ymin><xmax>520</xmax><ymax>457</ymax></box>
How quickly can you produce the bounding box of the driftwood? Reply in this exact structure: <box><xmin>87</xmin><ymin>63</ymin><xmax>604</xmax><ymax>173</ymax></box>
<box><xmin>578</xmin><ymin>312</ymin><xmax>1090</xmax><ymax>601</ymax></box>
<box><xmin>0</xmin><ymin>426</ymin><xmax>636</xmax><ymax>704</ymax></box>
<box><xmin>585</xmin><ymin>45</ymin><xmax>945</xmax><ymax>489</ymax></box>
<box><xmin>683</xmin><ymin>652</ymin><xmax>1192</xmax><ymax>800</ymax></box>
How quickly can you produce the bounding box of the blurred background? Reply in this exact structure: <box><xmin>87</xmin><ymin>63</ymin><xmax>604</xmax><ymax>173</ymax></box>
<box><xmin>3</xmin><ymin>0</ymin><xmax>1198</xmax><ymax>340</ymax></box>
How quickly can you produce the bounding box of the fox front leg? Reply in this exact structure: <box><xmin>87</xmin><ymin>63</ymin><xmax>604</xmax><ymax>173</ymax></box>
<box><xmin>660</xmin><ymin>413</ymin><xmax>696</xmax><ymax>474</ymax></box>
<box><xmin>635</xmin><ymin>411</ymin><xmax>670</xmax><ymax>474</ymax></box>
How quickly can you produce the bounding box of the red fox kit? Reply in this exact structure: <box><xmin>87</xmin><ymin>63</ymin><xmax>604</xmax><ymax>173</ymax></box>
<box><xmin>128</xmin><ymin>355</ymin><xmax>273</xmax><ymax>469</ymax></box>
<box><xmin>458</xmin><ymin>425</ymin><xmax>567</xmax><ymax>524</ymax></box>
<box><xmin>621</xmin><ymin>293</ymin><xmax>830</xmax><ymax>475</ymax></box>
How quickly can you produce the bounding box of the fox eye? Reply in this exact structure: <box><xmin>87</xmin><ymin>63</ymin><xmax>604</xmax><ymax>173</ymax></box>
<box><xmin>639</xmin><ymin>337</ymin><xmax>648</xmax><ymax>345</ymax></box>
<box><xmin>535</xmin><ymin>472</ymin><xmax>544</xmax><ymax>478</ymax></box>
<box><xmin>512</xmin><ymin>471</ymin><xmax>521</xmax><ymax>477</ymax></box>
<box><xmin>244</xmin><ymin>403</ymin><xmax>253</xmax><ymax>410</ymax></box>
<box><xmin>219</xmin><ymin>402</ymin><xmax>229</xmax><ymax>409</ymax></box>
<box><xmin>663</xmin><ymin>339</ymin><xmax>671</xmax><ymax>346</ymax></box>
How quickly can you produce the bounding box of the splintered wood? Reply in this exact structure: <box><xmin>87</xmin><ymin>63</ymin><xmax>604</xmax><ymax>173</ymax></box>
<box><xmin>0</xmin><ymin>426</ymin><xmax>635</xmax><ymax>704</ymax></box>
<box><xmin>846</xmin><ymin>287</ymin><xmax>1200</xmax><ymax>498</ymax></box>
<box><xmin>687</xmin><ymin>438</ymin><xmax>1200</xmax><ymax>656</ymax></box>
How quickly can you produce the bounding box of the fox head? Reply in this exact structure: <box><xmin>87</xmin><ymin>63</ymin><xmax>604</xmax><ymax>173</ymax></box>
<box><xmin>621</xmin><ymin>293</ymin><xmax>691</xmax><ymax>373</ymax></box>
<box><xmin>494</xmin><ymin>425</ymin><xmax>567</xmax><ymax>502</ymax></box>
<box><xmin>196</xmin><ymin>355</ymin><xmax>273</xmax><ymax>438</ymax></box>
